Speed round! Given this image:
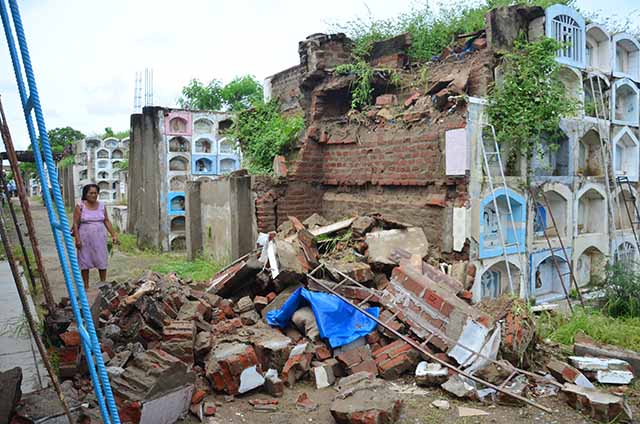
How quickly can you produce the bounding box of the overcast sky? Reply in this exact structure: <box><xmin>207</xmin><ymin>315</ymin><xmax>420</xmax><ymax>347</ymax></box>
<box><xmin>0</xmin><ymin>0</ymin><xmax>637</xmax><ymax>151</ymax></box>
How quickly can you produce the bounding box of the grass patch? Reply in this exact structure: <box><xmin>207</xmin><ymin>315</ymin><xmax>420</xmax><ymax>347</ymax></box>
<box><xmin>116</xmin><ymin>233</ymin><xmax>139</xmax><ymax>254</ymax></box>
<box><xmin>537</xmin><ymin>310</ymin><xmax>640</xmax><ymax>351</ymax></box>
<box><xmin>150</xmin><ymin>257</ymin><xmax>224</xmax><ymax>282</ymax></box>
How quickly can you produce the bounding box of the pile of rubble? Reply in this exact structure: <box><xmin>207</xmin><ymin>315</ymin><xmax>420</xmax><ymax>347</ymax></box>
<box><xmin>27</xmin><ymin>213</ymin><xmax>635</xmax><ymax>423</ymax></box>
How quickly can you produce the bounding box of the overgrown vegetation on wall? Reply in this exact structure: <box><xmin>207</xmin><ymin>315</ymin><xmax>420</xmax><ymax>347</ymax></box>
<box><xmin>332</xmin><ymin>0</ymin><xmax>570</xmax><ymax>62</ymax></box>
<box><xmin>487</xmin><ymin>37</ymin><xmax>576</xmax><ymax>160</ymax></box>
<box><xmin>231</xmin><ymin>100</ymin><xmax>304</xmax><ymax>174</ymax></box>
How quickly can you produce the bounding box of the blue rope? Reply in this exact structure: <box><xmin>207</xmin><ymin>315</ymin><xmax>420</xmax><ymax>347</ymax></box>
<box><xmin>0</xmin><ymin>1</ymin><xmax>120</xmax><ymax>422</ymax></box>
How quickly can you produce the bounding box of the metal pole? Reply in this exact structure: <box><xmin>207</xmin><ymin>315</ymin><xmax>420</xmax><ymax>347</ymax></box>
<box><xmin>0</xmin><ymin>206</ymin><xmax>73</xmax><ymax>423</ymax></box>
<box><xmin>0</xmin><ymin>96</ymin><xmax>55</xmax><ymax>312</ymax></box>
<box><xmin>0</xmin><ymin>166</ymin><xmax>37</xmax><ymax>291</ymax></box>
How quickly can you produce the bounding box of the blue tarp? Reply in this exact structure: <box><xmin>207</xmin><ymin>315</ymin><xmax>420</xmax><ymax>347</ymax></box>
<box><xmin>266</xmin><ymin>287</ymin><xmax>379</xmax><ymax>348</ymax></box>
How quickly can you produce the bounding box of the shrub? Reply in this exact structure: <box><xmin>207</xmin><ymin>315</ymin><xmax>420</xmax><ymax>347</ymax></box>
<box><xmin>600</xmin><ymin>260</ymin><xmax>640</xmax><ymax>318</ymax></box>
<box><xmin>231</xmin><ymin>100</ymin><xmax>304</xmax><ymax>174</ymax></box>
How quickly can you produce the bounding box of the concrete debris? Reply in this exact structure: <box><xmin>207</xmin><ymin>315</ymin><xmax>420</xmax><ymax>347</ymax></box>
<box><xmin>568</xmin><ymin>356</ymin><xmax>634</xmax><ymax>385</ymax></box>
<box><xmin>458</xmin><ymin>406</ymin><xmax>490</xmax><ymax>417</ymax></box>
<box><xmin>330</xmin><ymin>378</ymin><xmax>403</xmax><ymax>424</ymax></box>
<box><xmin>0</xmin><ymin>367</ymin><xmax>22</xmax><ymax>424</ymax></box>
<box><xmin>415</xmin><ymin>362</ymin><xmax>449</xmax><ymax>387</ymax></box>
<box><xmin>42</xmin><ymin>211</ymin><xmax>636</xmax><ymax>420</ymax></box>
<box><xmin>366</xmin><ymin>227</ymin><xmax>429</xmax><ymax>266</ymax></box>
<box><xmin>313</xmin><ymin>363</ymin><xmax>336</xmax><ymax>388</ymax></box>
<box><xmin>561</xmin><ymin>383</ymin><xmax>633</xmax><ymax>423</ymax></box>
<box><xmin>441</xmin><ymin>375</ymin><xmax>475</xmax><ymax>398</ymax></box>
<box><xmin>547</xmin><ymin>359</ymin><xmax>595</xmax><ymax>389</ymax></box>
<box><xmin>574</xmin><ymin>332</ymin><xmax>640</xmax><ymax>376</ymax></box>
<box><xmin>431</xmin><ymin>399</ymin><xmax>450</xmax><ymax>410</ymax></box>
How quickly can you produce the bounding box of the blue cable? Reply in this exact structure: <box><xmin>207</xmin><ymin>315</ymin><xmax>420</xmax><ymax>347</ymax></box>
<box><xmin>0</xmin><ymin>1</ymin><xmax>120</xmax><ymax>422</ymax></box>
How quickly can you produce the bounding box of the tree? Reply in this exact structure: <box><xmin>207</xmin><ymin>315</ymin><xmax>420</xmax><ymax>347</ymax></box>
<box><xmin>220</xmin><ymin>76</ymin><xmax>264</xmax><ymax>111</ymax></box>
<box><xmin>177</xmin><ymin>75</ymin><xmax>263</xmax><ymax>112</ymax></box>
<box><xmin>18</xmin><ymin>126</ymin><xmax>85</xmax><ymax>175</ymax></box>
<box><xmin>177</xmin><ymin>79</ymin><xmax>224</xmax><ymax>111</ymax></box>
<box><xmin>47</xmin><ymin>127</ymin><xmax>85</xmax><ymax>154</ymax></box>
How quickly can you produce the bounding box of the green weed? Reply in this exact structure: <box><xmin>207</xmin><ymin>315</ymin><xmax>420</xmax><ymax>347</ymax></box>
<box><xmin>537</xmin><ymin>310</ymin><xmax>640</xmax><ymax>351</ymax></box>
<box><xmin>150</xmin><ymin>257</ymin><xmax>224</xmax><ymax>282</ymax></box>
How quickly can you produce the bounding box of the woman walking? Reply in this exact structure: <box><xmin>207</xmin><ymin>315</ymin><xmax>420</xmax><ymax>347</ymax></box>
<box><xmin>72</xmin><ymin>184</ymin><xmax>118</xmax><ymax>289</ymax></box>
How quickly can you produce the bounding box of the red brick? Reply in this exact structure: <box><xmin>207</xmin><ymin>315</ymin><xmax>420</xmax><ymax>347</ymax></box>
<box><xmin>266</xmin><ymin>292</ymin><xmax>277</xmax><ymax>303</ymax></box>
<box><xmin>314</xmin><ymin>344</ymin><xmax>332</xmax><ymax>361</ymax></box>
<box><xmin>366</xmin><ymin>331</ymin><xmax>381</xmax><ymax>345</ymax></box>
<box><xmin>191</xmin><ymin>389</ymin><xmax>206</xmax><ymax>405</ymax></box>
<box><xmin>60</xmin><ymin>331</ymin><xmax>80</xmax><ymax>347</ymax></box>
<box><xmin>351</xmin><ymin>359</ymin><xmax>379</xmax><ymax>376</ymax></box>
<box><xmin>375</xmin><ymin>94</ymin><xmax>397</xmax><ymax>106</ymax></box>
<box><xmin>423</xmin><ymin>290</ymin><xmax>444</xmax><ymax>311</ymax></box>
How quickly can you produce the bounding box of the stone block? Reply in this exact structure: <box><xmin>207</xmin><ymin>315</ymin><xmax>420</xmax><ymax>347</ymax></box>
<box><xmin>0</xmin><ymin>367</ymin><xmax>21</xmax><ymax>424</ymax></box>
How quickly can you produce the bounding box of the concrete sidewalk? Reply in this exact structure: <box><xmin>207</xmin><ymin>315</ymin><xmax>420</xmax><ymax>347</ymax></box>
<box><xmin>0</xmin><ymin>260</ymin><xmax>49</xmax><ymax>392</ymax></box>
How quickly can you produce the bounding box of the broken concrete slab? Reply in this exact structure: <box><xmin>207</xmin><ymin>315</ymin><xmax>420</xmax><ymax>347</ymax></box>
<box><xmin>596</xmin><ymin>370</ymin><xmax>634</xmax><ymax>385</ymax></box>
<box><xmin>415</xmin><ymin>362</ymin><xmax>449</xmax><ymax>387</ymax></box>
<box><xmin>561</xmin><ymin>383</ymin><xmax>633</xmax><ymax>423</ymax></box>
<box><xmin>569</xmin><ymin>356</ymin><xmax>633</xmax><ymax>372</ymax></box>
<box><xmin>303</xmin><ymin>213</ymin><xmax>329</xmax><ymax>229</ymax></box>
<box><xmin>0</xmin><ymin>367</ymin><xmax>21</xmax><ymax>424</ymax></box>
<box><xmin>238</xmin><ymin>365</ymin><xmax>265</xmax><ymax>394</ymax></box>
<box><xmin>350</xmin><ymin>216</ymin><xmax>376</xmax><ymax>236</ymax></box>
<box><xmin>574</xmin><ymin>334</ymin><xmax>640</xmax><ymax>376</ymax></box>
<box><xmin>331</xmin><ymin>379</ymin><xmax>403</xmax><ymax>424</ymax></box>
<box><xmin>441</xmin><ymin>374</ymin><xmax>474</xmax><ymax>398</ymax></box>
<box><xmin>366</xmin><ymin>227</ymin><xmax>429</xmax><ymax>266</ymax></box>
<box><xmin>110</xmin><ymin>349</ymin><xmax>195</xmax><ymax>424</ymax></box>
<box><xmin>458</xmin><ymin>406</ymin><xmax>490</xmax><ymax>417</ymax></box>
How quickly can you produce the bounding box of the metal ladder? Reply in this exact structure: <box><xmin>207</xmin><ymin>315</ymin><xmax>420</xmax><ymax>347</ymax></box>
<box><xmin>615</xmin><ymin>175</ymin><xmax>640</xmax><ymax>252</ymax></box>
<box><xmin>480</xmin><ymin>124</ymin><xmax>526</xmax><ymax>296</ymax></box>
<box><xmin>307</xmin><ymin>263</ymin><xmax>554</xmax><ymax>413</ymax></box>
<box><xmin>529</xmin><ymin>186</ymin><xmax>585</xmax><ymax>310</ymax></box>
<box><xmin>0</xmin><ymin>1</ymin><xmax>120</xmax><ymax>423</ymax></box>
<box><xmin>587</xmin><ymin>74</ymin><xmax>619</xmax><ymax>239</ymax></box>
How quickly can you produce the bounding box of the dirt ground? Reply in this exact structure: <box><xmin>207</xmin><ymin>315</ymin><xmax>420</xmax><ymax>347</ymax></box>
<box><xmin>177</xmin><ymin>379</ymin><xmax>605</xmax><ymax>424</ymax></box>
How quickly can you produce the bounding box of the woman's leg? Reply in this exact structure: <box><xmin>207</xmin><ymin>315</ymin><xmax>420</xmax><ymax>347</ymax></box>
<box><xmin>81</xmin><ymin>269</ymin><xmax>90</xmax><ymax>290</ymax></box>
<box><xmin>98</xmin><ymin>269</ymin><xmax>107</xmax><ymax>283</ymax></box>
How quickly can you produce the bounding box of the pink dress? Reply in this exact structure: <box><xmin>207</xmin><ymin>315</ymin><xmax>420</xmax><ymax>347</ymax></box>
<box><xmin>77</xmin><ymin>201</ymin><xmax>108</xmax><ymax>270</ymax></box>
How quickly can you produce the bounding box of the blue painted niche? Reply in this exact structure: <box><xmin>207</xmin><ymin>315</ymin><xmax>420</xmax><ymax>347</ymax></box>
<box><xmin>168</xmin><ymin>191</ymin><xmax>186</xmax><ymax>215</ymax></box>
<box><xmin>529</xmin><ymin>248</ymin><xmax>572</xmax><ymax>298</ymax></box>
<box><xmin>192</xmin><ymin>155</ymin><xmax>217</xmax><ymax>175</ymax></box>
<box><xmin>479</xmin><ymin>188</ymin><xmax>526</xmax><ymax>259</ymax></box>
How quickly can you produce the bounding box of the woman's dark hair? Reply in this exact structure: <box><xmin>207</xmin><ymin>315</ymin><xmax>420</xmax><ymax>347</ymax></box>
<box><xmin>81</xmin><ymin>184</ymin><xmax>100</xmax><ymax>201</ymax></box>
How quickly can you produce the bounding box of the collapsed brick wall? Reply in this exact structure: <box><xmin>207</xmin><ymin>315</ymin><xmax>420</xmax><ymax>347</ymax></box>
<box><xmin>255</xmin><ymin>33</ymin><xmax>493</xmax><ymax>259</ymax></box>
